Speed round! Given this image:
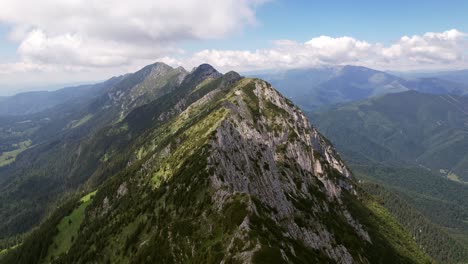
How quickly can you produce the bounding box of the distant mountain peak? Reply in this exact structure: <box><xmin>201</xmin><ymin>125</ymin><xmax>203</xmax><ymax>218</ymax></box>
<box><xmin>223</xmin><ymin>70</ymin><xmax>242</xmax><ymax>82</ymax></box>
<box><xmin>175</xmin><ymin>65</ymin><xmax>188</xmax><ymax>74</ymax></box>
<box><xmin>150</xmin><ymin>61</ymin><xmax>173</xmax><ymax>69</ymax></box>
<box><xmin>183</xmin><ymin>63</ymin><xmax>223</xmax><ymax>85</ymax></box>
<box><xmin>192</xmin><ymin>63</ymin><xmax>221</xmax><ymax>76</ymax></box>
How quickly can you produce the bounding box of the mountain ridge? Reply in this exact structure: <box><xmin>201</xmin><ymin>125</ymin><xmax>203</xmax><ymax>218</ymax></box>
<box><xmin>0</xmin><ymin>63</ymin><xmax>429</xmax><ymax>263</ymax></box>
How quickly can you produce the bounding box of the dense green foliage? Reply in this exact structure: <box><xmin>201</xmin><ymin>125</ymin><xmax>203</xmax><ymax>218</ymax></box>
<box><xmin>0</xmin><ymin>139</ymin><xmax>31</xmax><ymax>167</ymax></box>
<box><xmin>354</xmin><ymin>165</ymin><xmax>468</xmax><ymax>231</ymax></box>
<box><xmin>44</xmin><ymin>191</ymin><xmax>96</xmax><ymax>262</ymax></box>
<box><xmin>343</xmin><ymin>191</ymin><xmax>430</xmax><ymax>264</ymax></box>
<box><xmin>363</xmin><ymin>182</ymin><xmax>468</xmax><ymax>263</ymax></box>
<box><xmin>0</xmin><ymin>63</ymin><xmax>234</xmax><ymax>248</ymax></box>
<box><xmin>0</xmin><ymin>194</ymin><xmax>84</xmax><ymax>264</ymax></box>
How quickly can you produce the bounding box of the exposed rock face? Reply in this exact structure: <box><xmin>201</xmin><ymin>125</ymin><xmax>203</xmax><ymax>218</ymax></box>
<box><xmin>105</xmin><ymin>62</ymin><xmax>189</xmax><ymax>120</ymax></box>
<box><xmin>207</xmin><ymin>79</ymin><xmax>365</xmax><ymax>263</ymax></box>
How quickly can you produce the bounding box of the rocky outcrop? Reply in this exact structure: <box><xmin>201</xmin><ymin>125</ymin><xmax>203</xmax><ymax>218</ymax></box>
<box><xmin>206</xmin><ymin>79</ymin><xmax>368</xmax><ymax>263</ymax></box>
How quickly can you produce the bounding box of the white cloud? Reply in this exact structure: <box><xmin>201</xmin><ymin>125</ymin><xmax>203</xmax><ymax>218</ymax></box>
<box><xmin>159</xmin><ymin>29</ymin><xmax>468</xmax><ymax>72</ymax></box>
<box><xmin>159</xmin><ymin>37</ymin><xmax>375</xmax><ymax>71</ymax></box>
<box><xmin>0</xmin><ymin>0</ymin><xmax>264</xmax><ymax>69</ymax></box>
<box><xmin>304</xmin><ymin>36</ymin><xmax>372</xmax><ymax>63</ymax></box>
<box><xmin>16</xmin><ymin>29</ymin><xmax>181</xmax><ymax>68</ymax></box>
<box><xmin>381</xmin><ymin>29</ymin><xmax>467</xmax><ymax>65</ymax></box>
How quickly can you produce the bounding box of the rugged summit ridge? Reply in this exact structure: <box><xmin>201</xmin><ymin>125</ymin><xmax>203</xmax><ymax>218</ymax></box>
<box><xmin>1</xmin><ymin>64</ymin><xmax>429</xmax><ymax>264</ymax></box>
<box><xmin>105</xmin><ymin>62</ymin><xmax>189</xmax><ymax>119</ymax></box>
<box><xmin>206</xmin><ymin>79</ymin><xmax>361</xmax><ymax>262</ymax></box>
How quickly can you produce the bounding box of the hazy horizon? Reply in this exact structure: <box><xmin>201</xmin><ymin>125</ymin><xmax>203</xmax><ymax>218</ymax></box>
<box><xmin>0</xmin><ymin>0</ymin><xmax>467</xmax><ymax>95</ymax></box>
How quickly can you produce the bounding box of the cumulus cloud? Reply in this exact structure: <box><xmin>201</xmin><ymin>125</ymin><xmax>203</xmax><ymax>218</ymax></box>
<box><xmin>16</xmin><ymin>29</ymin><xmax>181</xmax><ymax>68</ymax></box>
<box><xmin>158</xmin><ymin>37</ymin><xmax>376</xmax><ymax>72</ymax></box>
<box><xmin>0</xmin><ymin>0</ymin><xmax>265</xmax><ymax>69</ymax></box>
<box><xmin>381</xmin><ymin>29</ymin><xmax>467</xmax><ymax>64</ymax></box>
<box><xmin>164</xmin><ymin>29</ymin><xmax>468</xmax><ymax>72</ymax></box>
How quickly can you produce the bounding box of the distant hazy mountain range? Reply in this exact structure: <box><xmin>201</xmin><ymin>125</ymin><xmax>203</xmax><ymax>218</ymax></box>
<box><xmin>252</xmin><ymin>65</ymin><xmax>468</xmax><ymax>111</ymax></box>
<box><xmin>390</xmin><ymin>69</ymin><xmax>468</xmax><ymax>85</ymax></box>
<box><xmin>0</xmin><ymin>79</ymin><xmax>121</xmax><ymax>116</ymax></box>
<box><xmin>310</xmin><ymin>91</ymin><xmax>468</xmax><ymax>182</ymax></box>
<box><xmin>2</xmin><ymin>65</ymin><xmax>467</xmax><ymax>116</ymax></box>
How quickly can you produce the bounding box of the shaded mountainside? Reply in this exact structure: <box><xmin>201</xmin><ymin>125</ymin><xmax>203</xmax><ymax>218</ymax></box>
<box><xmin>434</xmin><ymin>70</ymin><xmax>468</xmax><ymax>85</ymax></box>
<box><xmin>0</xmin><ymin>78</ymin><xmax>123</xmax><ymax>116</ymax></box>
<box><xmin>0</xmin><ymin>61</ymin><xmax>187</xmax><ymax>117</ymax></box>
<box><xmin>0</xmin><ymin>62</ymin><xmax>188</xmax><ymax>239</ymax></box>
<box><xmin>309</xmin><ymin>91</ymin><xmax>468</xmax><ymax>182</ymax></box>
<box><xmin>1</xmin><ymin>65</ymin><xmax>428</xmax><ymax>263</ymax></box>
<box><xmin>308</xmin><ymin>91</ymin><xmax>468</xmax><ymax>262</ymax></box>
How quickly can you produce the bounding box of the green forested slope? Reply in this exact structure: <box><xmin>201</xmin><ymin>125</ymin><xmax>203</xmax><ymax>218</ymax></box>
<box><xmin>309</xmin><ymin>91</ymin><xmax>468</xmax><ymax>263</ymax></box>
<box><xmin>362</xmin><ymin>182</ymin><xmax>468</xmax><ymax>263</ymax></box>
<box><xmin>310</xmin><ymin>91</ymin><xmax>468</xmax><ymax>181</ymax></box>
<box><xmin>0</xmin><ymin>63</ymin><xmax>188</xmax><ymax>240</ymax></box>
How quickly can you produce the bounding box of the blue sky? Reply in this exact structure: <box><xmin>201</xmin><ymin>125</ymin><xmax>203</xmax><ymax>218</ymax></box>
<box><xmin>0</xmin><ymin>24</ymin><xmax>17</xmax><ymax>61</ymax></box>
<box><xmin>0</xmin><ymin>0</ymin><xmax>467</xmax><ymax>94</ymax></box>
<box><xmin>181</xmin><ymin>0</ymin><xmax>468</xmax><ymax>51</ymax></box>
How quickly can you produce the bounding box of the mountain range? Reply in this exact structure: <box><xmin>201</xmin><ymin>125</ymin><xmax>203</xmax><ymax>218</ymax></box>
<box><xmin>253</xmin><ymin>65</ymin><xmax>468</xmax><ymax>111</ymax></box>
<box><xmin>310</xmin><ymin>91</ymin><xmax>468</xmax><ymax>182</ymax></box>
<box><xmin>391</xmin><ymin>69</ymin><xmax>468</xmax><ymax>85</ymax></box>
<box><xmin>0</xmin><ymin>63</ymin><xmax>431</xmax><ymax>263</ymax></box>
